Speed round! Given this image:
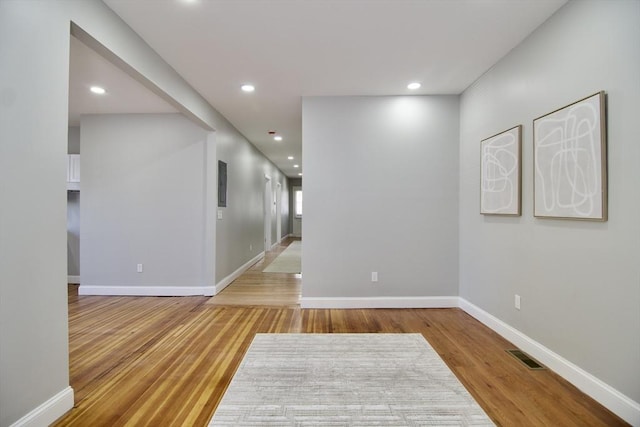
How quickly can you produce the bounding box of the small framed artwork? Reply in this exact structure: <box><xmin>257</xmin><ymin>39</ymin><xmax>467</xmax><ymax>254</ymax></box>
<box><xmin>533</xmin><ymin>91</ymin><xmax>607</xmax><ymax>221</ymax></box>
<box><xmin>218</xmin><ymin>160</ymin><xmax>227</xmax><ymax>208</ymax></box>
<box><xmin>480</xmin><ymin>125</ymin><xmax>522</xmax><ymax>216</ymax></box>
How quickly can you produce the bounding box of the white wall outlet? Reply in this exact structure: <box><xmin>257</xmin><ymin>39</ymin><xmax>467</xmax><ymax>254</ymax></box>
<box><xmin>137</xmin><ymin>263</ymin><xmax>143</xmax><ymax>273</ymax></box>
<box><xmin>515</xmin><ymin>294</ymin><xmax>521</xmax><ymax>310</ymax></box>
<box><xmin>371</xmin><ymin>271</ymin><xmax>378</xmax><ymax>282</ymax></box>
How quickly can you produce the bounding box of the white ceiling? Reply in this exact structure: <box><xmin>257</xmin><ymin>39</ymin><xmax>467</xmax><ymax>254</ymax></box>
<box><xmin>68</xmin><ymin>36</ymin><xmax>176</xmax><ymax>127</ymax></box>
<box><xmin>72</xmin><ymin>0</ymin><xmax>567</xmax><ymax>177</ymax></box>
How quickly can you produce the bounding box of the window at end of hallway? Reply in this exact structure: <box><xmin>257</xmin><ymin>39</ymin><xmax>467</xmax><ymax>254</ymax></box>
<box><xmin>295</xmin><ymin>190</ymin><xmax>302</xmax><ymax>218</ymax></box>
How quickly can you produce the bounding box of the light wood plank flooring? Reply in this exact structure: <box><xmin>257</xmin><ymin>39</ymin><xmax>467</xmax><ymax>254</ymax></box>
<box><xmin>55</xmin><ymin>240</ymin><xmax>627</xmax><ymax>426</ymax></box>
<box><xmin>206</xmin><ymin>238</ymin><xmax>301</xmax><ymax>307</ymax></box>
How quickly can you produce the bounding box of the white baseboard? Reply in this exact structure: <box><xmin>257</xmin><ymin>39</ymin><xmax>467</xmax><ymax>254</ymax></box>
<box><xmin>67</xmin><ymin>275</ymin><xmax>80</xmax><ymax>284</ymax></box>
<box><xmin>78</xmin><ymin>285</ymin><xmax>214</xmax><ymax>296</ymax></box>
<box><xmin>9</xmin><ymin>386</ymin><xmax>74</xmax><ymax>427</ymax></box>
<box><xmin>214</xmin><ymin>252</ymin><xmax>265</xmax><ymax>295</ymax></box>
<box><xmin>458</xmin><ymin>298</ymin><xmax>640</xmax><ymax>426</ymax></box>
<box><xmin>299</xmin><ymin>296</ymin><xmax>458</xmax><ymax>309</ymax></box>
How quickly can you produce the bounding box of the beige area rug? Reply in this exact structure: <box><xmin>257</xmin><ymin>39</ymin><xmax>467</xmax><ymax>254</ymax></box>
<box><xmin>209</xmin><ymin>333</ymin><xmax>495</xmax><ymax>426</ymax></box>
<box><xmin>262</xmin><ymin>240</ymin><xmax>301</xmax><ymax>273</ymax></box>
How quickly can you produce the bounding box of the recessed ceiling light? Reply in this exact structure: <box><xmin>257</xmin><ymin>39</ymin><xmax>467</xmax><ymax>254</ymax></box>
<box><xmin>288</xmin><ymin>156</ymin><xmax>294</xmax><ymax>160</ymax></box>
<box><xmin>407</xmin><ymin>82</ymin><xmax>421</xmax><ymax>90</ymax></box>
<box><xmin>298</xmin><ymin>173</ymin><xmax>303</xmax><ymax>176</ymax></box>
<box><xmin>241</xmin><ymin>84</ymin><xmax>255</xmax><ymax>92</ymax></box>
<box><xmin>90</xmin><ymin>86</ymin><xmax>106</xmax><ymax>95</ymax></box>
<box><xmin>274</xmin><ymin>135</ymin><xmax>283</xmax><ymax>141</ymax></box>
<box><xmin>293</xmin><ymin>164</ymin><xmax>299</xmax><ymax>168</ymax></box>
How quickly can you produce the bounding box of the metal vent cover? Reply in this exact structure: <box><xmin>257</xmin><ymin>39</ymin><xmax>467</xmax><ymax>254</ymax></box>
<box><xmin>506</xmin><ymin>349</ymin><xmax>546</xmax><ymax>370</ymax></box>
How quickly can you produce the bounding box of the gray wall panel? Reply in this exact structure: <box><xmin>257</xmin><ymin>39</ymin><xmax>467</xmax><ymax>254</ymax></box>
<box><xmin>459</xmin><ymin>0</ymin><xmax>640</xmax><ymax>402</ymax></box>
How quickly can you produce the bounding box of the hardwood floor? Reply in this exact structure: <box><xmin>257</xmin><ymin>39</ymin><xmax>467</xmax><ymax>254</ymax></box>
<box><xmin>55</xmin><ymin>240</ymin><xmax>627</xmax><ymax>427</ymax></box>
<box><xmin>206</xmin><ymin>238</ymin><xmax>301</xmax><ymax>307</ymax></box>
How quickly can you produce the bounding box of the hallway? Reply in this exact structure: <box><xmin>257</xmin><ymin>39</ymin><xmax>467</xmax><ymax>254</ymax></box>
<box><xmin>207</xmin><ymin>237</ymin><xmax>301</xmax><ymax>307</ymax></box>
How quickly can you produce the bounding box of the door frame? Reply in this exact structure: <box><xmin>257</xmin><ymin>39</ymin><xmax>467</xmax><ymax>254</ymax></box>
<box><xmin>264</xmin><ymin>175</ymin><xmax>272</xmax><ymax>251</ymax></box>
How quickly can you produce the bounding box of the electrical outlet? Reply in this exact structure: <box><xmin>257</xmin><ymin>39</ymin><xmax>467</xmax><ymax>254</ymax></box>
<box><xmin>250</xmin><ymin>244</ymin><xmax>253</xmax><ymax>251</ymax></box>
<box><xmin>515</xmin><ymin>294</ymin><xmax>521</xmax><ymax>310</ymax></box>
<box><xmin>371</xmin><ymin>272</ymin><xmax>378</xmax><ymax>282</ymax></box>
<box><xmin>137</xmin><ymin>263</ymin><xmax>143</xmax><ymax>273</ymax></box>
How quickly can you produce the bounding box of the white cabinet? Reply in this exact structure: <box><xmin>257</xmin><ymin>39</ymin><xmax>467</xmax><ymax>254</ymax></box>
<box><xmin>67</xmin><ymin>154</ymin><xmax>80</xmax><ymax>191</ymax></box>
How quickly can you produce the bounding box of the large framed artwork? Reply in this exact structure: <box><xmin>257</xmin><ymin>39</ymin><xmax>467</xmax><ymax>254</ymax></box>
<box><xmin>533</xmin><ymin>92</ymin><xmax>607</xmax><ymax>221</ymax></box>
<box><xmin>480</xmin><ymin>125</ymin><xmax>522</xmax><ymax>216</ymax></box>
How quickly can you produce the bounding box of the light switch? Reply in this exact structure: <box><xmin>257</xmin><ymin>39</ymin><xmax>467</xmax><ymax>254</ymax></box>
<box><xmin>217</xmin><ymin>210</ymin><xmax>223</xmax><ymax>220</ymax></box>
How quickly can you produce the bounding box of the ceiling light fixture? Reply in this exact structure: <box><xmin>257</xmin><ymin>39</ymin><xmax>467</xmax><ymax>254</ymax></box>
<box><xmin>288</xmin><ymin>156</ymin><xmax>294</xmax><ymax>160</ymax></box>
<box><xmin>293</xmin><ymin>164</ymin><xmax>299</xmax><ymax>168</ymax></box>
<box><xmin>407</xmin><ymin>82</ymin><xmax>421</xmax><ymax>90</ymax></box>
<box><xmin>90</xmin><ymin>86</ymin><xmax>106</xmax><ymax>94</ymax></box>
<box><xmin>274</xmin><ymin>135</ymin><xmax>283</xmax><ymax>141</ymax></box>
<box><xmin>241</xmin><ymin>84</ymin><xmax>255</xmax><ymax>92</ymax></box>
<box><xmin>298</xmin><ymin>173</ymin><xmax>303</xmax><ymax>176</ymax></box>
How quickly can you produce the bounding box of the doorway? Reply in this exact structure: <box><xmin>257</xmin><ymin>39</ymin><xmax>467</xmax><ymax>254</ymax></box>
<box><xmin>276</xmin><ymin>182</ymin><xmax>282</xmax><ymax>243</ymax></box>
<box><xmin>292</xmin><ymin>185</ymin><xmax>302</xmax><ymax>238</ymax></box>
<box><xmin>264</xmin><ymin>175</ymin><xmax>272</xmax><ymax>251</ymax></box>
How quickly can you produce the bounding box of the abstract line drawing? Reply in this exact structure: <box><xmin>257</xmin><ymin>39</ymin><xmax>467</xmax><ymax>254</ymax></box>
<box><xmin>534</xmin><ymin>92</ymin><xmax>607</xmax><ymax>221</ymax></box>
<box><xmin>480</xmin><ymin>125</ymin><xmax>521</xmax><ymax>215</ymax></box>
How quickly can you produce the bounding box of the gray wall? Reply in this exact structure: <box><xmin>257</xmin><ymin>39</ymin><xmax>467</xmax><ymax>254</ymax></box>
<box><xmin>68</xmin><ymin>126</ymin><xmax>80</xmax><ymax>154</ymax></box>
<box><xmin>67</xmin><ymin>192</ymin><xmax>80</xmax><ymax>277</ymax></box>
<box><xmin>80</xmin><ymin>114</ymin><xmax>212</xmax><ymax>290</ymax></box>
<box><xmin>302</xmin><ymin>96</ymin><xmax>460</xmax><ymax>298</ymax></box>
<box><xmin>216</xmin><ymin>128</ymin><xmax>289</xmax><ymax>283</ymax></box>
<box><xmin>1</xmin><ymin>2</ymin><xmax>71</xmax><ymax>425</ymax></box>
<box><xmin>68</xmin><ymin>126</ymin><xmax>81</xmax><ymax>277</ymax></box>
<box><xmin>459</xmin><ymin>0</ymin><xmax>640</xmax><ymax>403</ymax></box>
<box><xmin>0</xmin><ymin>0</ymin><xmax>288</xmax><ymax>424</ymax></box>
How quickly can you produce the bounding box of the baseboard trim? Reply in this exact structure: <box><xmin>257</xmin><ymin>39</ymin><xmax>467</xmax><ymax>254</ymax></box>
<box><xmin>67</xmin><ymin>275</ymin><xmax>80</xmax><ymax>284</ymax></box>
<box><xmin>458</xmin><ymin>298</ymin><xmax>640</xmax><ymax>426</ymax></box>
<box><xmin>299</xmin><ymin>296</ymin><xmax>458</xmax><ymax>309</ymax></box>
<box><xmin>78</xmin><ymin>285</ymin><xmax>214</xmax><ymax>296</ymax></box>
<box><xmin>9</xmin><ymin>386</ymin><xmax>74</xmax><ymax>427</ymax></box>
<box><xmin>214</xmin><ymin>251</ymin><xmax>265</xmax><ymax>295</ymax></box>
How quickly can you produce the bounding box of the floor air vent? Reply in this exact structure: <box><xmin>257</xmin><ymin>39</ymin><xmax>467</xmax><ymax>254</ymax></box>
<box><xmin>506</xmin><ymin>349</ymin><xmax>546</xmax><ymax>370</ymax></box>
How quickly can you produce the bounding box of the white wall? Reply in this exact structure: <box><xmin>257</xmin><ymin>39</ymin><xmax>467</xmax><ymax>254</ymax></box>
<box><xmin>459</xmin><ymin>0</ymin><xmax>640</xmax><ymax>408</ymax></box>
<box><xmin>80</xmin><ymin>114</ymin><xmax>213</xmax><ymax>294</ymax></box>
<box><xmin>302</xmin><ymin>96</ymin><xmax>459</xmax><ymax>303</ymax></box>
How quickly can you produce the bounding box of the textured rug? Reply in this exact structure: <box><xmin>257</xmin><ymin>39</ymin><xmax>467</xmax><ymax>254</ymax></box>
<box><xmin>262</xmin><ymin>240</ymin><xmax>301</xmax><ymax>273</ymax></box>
<box><xmin>209</xmin><ymin>333</ymin><xmax>494</xmax><ymax>426</ymax></box>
